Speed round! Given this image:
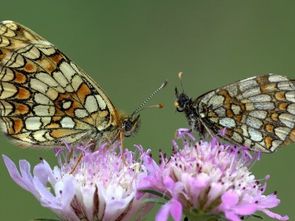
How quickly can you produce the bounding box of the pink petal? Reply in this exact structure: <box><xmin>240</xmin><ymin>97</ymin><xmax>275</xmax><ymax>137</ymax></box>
<box><xmin>232</xmin><ymin>203</ymin><xmax>257</xmax><ymax>215</ymax></box>
<box><xmin>169</xmin><ymin>199</ymin><xmax>182</xmax><ymax>221</ymax></box>
<box><xmin>156</xmin><ymin>199</ymin><xmax>183</xmax><ymax>221</ymax></box>
<box><xmin>156</xmin><ymin>203</ymin><xmax>170</xmax><ymax>221</ymax></box>
<box><xmin>258</xmin><ymin>194</ymin><xmax>280</xmax><ymax>209</ymax></box>
<box><xmin>224</xmin><ymin>211</ymin><xmax>242</xmax><ymax>221</ymax></box>
<box><xmin>221</xmin><ymin>190</ymin><xmax>239</xmax><ymax>208</ymax></box>
<box><xmin>163</xmin><ymin>176</ymin><xmax>175</xmax><ymax>190</ymax></box>
<box><xmin>262</xmin><ymin>209</ymin><xmax>289</xmax><ymax>221</ymax></box>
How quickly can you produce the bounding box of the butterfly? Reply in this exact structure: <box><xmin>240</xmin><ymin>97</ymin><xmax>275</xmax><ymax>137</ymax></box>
<box><xmin>175</xmin><ymin>73</ymin><xmax>295</xmax><ymax>153</ymax></box>
<box><xmin>0</xmin><ymin>20</ymin><xmax>166</xmax><ymax>148</ymax></box>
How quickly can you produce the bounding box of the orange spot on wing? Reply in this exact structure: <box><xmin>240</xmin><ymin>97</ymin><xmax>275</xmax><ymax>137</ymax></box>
<box><xmin>14</xmin><ymin>72</ymin><xmax>27</xmax><ymax>84</ymax></box>
<box><xmin>264</xmin><ymin>136</ymin><xmax>273</xmax><ymax>149</ymax></box>
<box><xmin>265</xmin><ymin>124</ymin><xmax>274</xmax><ymax>133</ymax></box>
<box><xmin>275</xmin><ymin>91</ymin><xmax>285</xmax><ymax>101</ymax></box>
<box><xmin>16</xmin><ymin>87</ymin><xmax>30</xmax><ymax>99</ymax></box>
<box><xmin>271</xmin><ymin>112</ymin><xmax>278</xmax><ymax>121</ymax></box>
<box><xmin>45</xmin><ymin>123</ymin><xmax>60</xmax><ymax>129</ymax></box>
<box><xmin>24</xmin><ymin>63</ymin><xmax>35</xmax><ymax>72</ymax></box>
<box><xmin>260</xmin><ymin>83</ymin><xmax>276</xmax><ymax>93</ymax></box>
<box><xmin>51</xmin><ymin>53</ymin><xmax>64</xmax><ymax>64</ymax></box>
<box><xmin>15</xmin><ymin>103</ymin><xmax>29</xmax><ymax>115</ymax></box>
<box><xmin>234</xmin><ymin>115</ymin><xmax>242</xmax><ymax>123</ymax></box>
<box><xmin>226</xmin><ymin>109</ymin><xmax>234</xmax><ymax>118</ymax></box>
<box><xmin>278</xmin><ymin>102</ymin><xmax>288</xmax><ymax>111</ymax></box>
<box><xmin>77</xmin><ymin>83</ymin><xmax>91</xmax><ymax>101</ymax></box>
<box><xmin>50</xmin><ymin>129</ymin><xmax>78</xmax><ymax>138</ymax></box>
<box><xmin>13</xmin><ymin>118</ymin><xmax>23</xmax><ymax>134</ymax></box>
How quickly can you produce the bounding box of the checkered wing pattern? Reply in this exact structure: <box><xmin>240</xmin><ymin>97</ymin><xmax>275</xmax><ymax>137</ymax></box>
<box><xmin>0</xmin><ymin>21</ymin><xmax>121</xmax><ymax>147</ymax></box>
<box><xmin>195</xmin><ymin>74</ymin><xmax>295</xmax><ymax>152</ymax></box>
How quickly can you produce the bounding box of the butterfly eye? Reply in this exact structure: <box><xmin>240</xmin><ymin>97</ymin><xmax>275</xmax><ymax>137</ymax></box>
<box><xmin>122</xmin><ymin>115</ymin><xmax>140</xmax><ymax>137</ymax></box>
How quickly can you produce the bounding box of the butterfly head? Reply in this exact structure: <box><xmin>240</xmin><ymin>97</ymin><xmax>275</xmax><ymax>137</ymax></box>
<box><xmin>174</xmin><ymin>87</ymin><xmax>191</xmax><ymax>112</ymax></box>
<box><xmin>121</xmin><ymin>114</ymin><xmax>141</xmax><ymax>137</ymax></box>
<box><xmin>120</xmin><ymin>80</ymin><xmax>167</xmax><ymax>137</ymax></box>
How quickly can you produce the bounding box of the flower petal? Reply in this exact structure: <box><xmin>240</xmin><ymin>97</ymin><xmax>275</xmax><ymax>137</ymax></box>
<box><xmin>156</xmin><ymin>203</ymin><xmax>171</xmax><ymax>221</ymax></box>
<box><xmin>220</xmin><ymin>190</ymin><xmax>239</xmax><ymax>208</ymax></box>
<box><xmin>169</xmin><ymin>199</ymin><xmax>182</xmax><ymax>221</ymax></box>
<box><xmin>262</xmin><ymin>209</ymin><xmax>289</xmax><ymax>221</ymax></box>
<box><xmin>2</xmin><ymin>155</ymin><xmax>38</xmax><ymax>196</ymax></box>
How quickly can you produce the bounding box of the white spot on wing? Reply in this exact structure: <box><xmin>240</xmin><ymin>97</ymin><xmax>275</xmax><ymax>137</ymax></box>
<box><xmin>254</xmin><ymin>102</ymin><xmax>275</xmax><ymax>110</ymax></box>
<box><xmin>208</xmin><ymin>95</ymin><xmax>224</xmax><ymax>109</ymax></box>
<box><xmin>71</xmin><ymin>75</ymin><xmax>83</xmax><ymax>91</ymax></box>
<box><xmin>268</xmin><ymin>75</ymin><xmax>288</xmax><ymax>82</ymax></box>
<box><xmin>279</xmin><ymin>113</ymin><xmax>295</xmax><ymax>128</ymax></box>
<box><xmin>25</xmin><ymin>117</ymin><xmax>42</xmax><ymax>131</ymax></box>
<box><xmin>249</xmin><ymin>110</ymin><xmax>267</xmax><ymax>119</ymax></box>
<box><xmin>33</xmin><ymin>105</ymin><xmax>55</xmax><ymax>116</ymax></box>
<box><xmin>248</xmin><ymin>94</ymin><xmax>271</xmax><ymax>102</ymax></box>
<box><xmin>95</xmin><ymin>95</ymin><xmax>106</xmax><ymax>110</ymax></box>
<box><xmin>30</xmin><ymin>78</ymin><xmax>48</xmax><ymax>94</ymax></box>
<box><xmin>85</xmin><ymin>95</ymin><xmax>98</xmax><ymax>113</ymax></box>
<box><xmin>248</xmin><ymin>127</ymin><xmax>263</xmax><ymax>142</ymax></box>
<box><xmin>53</xmin><ymin>71</ymin><xmax>68</xmax><ymax>88</ymax></box>
<box><xmin>287</xmin><ymin>104</ymin><xmax>295</xmax><ymax>114</ymax></box>
<box><xmin>239</xmin><ymin>78</ymin><xmax>258</xmax><ymax>91</ymax></box>
<box><xmin>232</xmin><ymin>132</ymin><xmax>243</xmax><ymax>143</ymax></box>
<box><xmin>34</xmin><ymin>93</ymin><xmax>53</xmax><ymax>104</ymax></box>
<box><xmin>246</xmin><ymin>116</ymin><xmax>263</xmax><ymax>129</ymax></box>
<box><xmin>36</xmin><ymin>72</ymin><xmax>58</xmax><ymax>87</ymax></box>
<box><xmin>62</xmin><ymin>101</ymin><xmax>72</xmax><ymax>109</ymax></box>
<box><xmin>60</xmin><ymin>117</ymin><xmax>75</xmax><ymax>128</ymax></box>
<box><xmin>274</xmin><ymin>127</ymin><xmax>290</xmax><ymax>141</ymax></box>
<box><xmin>60</xmin><ymin>61</ymin><xmax>76</xmax><ymax>81</ymax></box>
<box><xmin>242</xmin><ymin>87</ymin><xmax>261</xmax><ymax>98</ymax></box>
<box><xmin>286</xmin><ymin>91</ymin><xmax>295</xmax><ymax>102</ymax></box>
<box><xmin>231</xmin><ymin>105</ymin><xmax>241</xmax><ymax>115</ymax></box>
<box><xmin>278</xmin><ymin>81</ymin><xmax>295</xmax><ymax>91</ymax></box>
<box><xmin>219</xmin><ymin>118</ymin><xmax>236</xmax><ymax>128</ymax></box>
<box><xmin>75</xmin><ymin>109</ymin><xmax>89</xmax><ymax>118</ymax></box>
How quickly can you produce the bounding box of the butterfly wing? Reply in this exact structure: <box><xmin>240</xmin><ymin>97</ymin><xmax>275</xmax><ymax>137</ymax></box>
<box><xmin>0</xmin><ymin>20</ymin><xmax>121</xmax><ymax>147</ymax></box>
<box><xmin>195</xmin><ymin>74</ymin><xmax>295</xmax><ymax>152</ymax></box>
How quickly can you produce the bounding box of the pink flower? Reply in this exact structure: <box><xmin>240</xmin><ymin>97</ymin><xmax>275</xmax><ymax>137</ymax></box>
<box><xmin>139</xmin><ymin>128</ymin><xmax>289</xmax><ymax>221</ymax></box>
<box><xmin>3</xmin><ymin>143</ymin><xmax>151</xmax><ymax>221</ymax></box>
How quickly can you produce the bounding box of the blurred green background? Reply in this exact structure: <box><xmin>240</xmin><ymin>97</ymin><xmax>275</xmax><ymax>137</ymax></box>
<box><xmin>0</xmin><ymin>1</ymin><xmax>294</xmax><ymax>220</ymax></box>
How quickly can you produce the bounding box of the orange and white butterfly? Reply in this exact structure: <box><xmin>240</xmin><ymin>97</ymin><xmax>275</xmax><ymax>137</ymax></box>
<box><xmin>175</xmin><ymin>73</ymin><xmax>295</xmax><ymax>153</ymax></box>
<box><xmin>0</xmin><ymin>20</ymin><xmax>166</xmax><ymax>148</ymax></box>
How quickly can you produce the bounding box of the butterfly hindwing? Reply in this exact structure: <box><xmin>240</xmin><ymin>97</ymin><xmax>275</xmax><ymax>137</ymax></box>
<box><xmin>0</xmin><ymin>20</ymin><xmax>120</xmax><ymax>147</ymax></box>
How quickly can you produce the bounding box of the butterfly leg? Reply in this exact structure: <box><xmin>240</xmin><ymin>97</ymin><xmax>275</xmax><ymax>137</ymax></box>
<box><xmin>199</xmin><ymin>118</ymin><xmax>216</xmax><ymax>139</ymax></box>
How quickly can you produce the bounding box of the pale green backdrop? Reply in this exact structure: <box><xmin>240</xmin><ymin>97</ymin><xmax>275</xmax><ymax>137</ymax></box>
<box><xmin>0</xmin><ymin>1</ymin><xmax>294</xmax><ymax>220</ymax></box>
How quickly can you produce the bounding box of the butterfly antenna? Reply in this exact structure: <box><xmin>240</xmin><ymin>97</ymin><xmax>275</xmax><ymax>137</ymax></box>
<box><xmin>178</xmin><ymin>72</ymin><xmax>185</xmax><ymax>92</ymax></box>
<box><xmin>131</xmin><ymin>80</ymin><xmax>168</xmax><ymax>117</ymax></box>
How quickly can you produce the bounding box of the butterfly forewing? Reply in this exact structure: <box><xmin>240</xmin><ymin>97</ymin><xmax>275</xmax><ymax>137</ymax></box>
<box><xmin>194</xmin><ymin>74</ymin><xmax>295</xmax><ymax>152</ymax></box>
<box><xmin>0</xmin><ymin>20</ymin><xmax>120</xmax><ymax>147</ymax></box>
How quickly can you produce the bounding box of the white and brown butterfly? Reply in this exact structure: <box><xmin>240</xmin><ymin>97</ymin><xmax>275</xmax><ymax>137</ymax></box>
<box><xmin>175</xmin><ymin>73</ymin><xmax>295</xmax><ymax>152</ymax></box>
<box><xmin>0</xmin><ymin>20</ymin><xmax>166</xmax><ymax>148</ymax></box>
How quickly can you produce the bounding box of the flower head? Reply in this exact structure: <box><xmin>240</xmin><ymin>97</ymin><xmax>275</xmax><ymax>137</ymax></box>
<box><xmin>139</xmin><ymin>128</ymin><xmax>289</xmax><ymax>221</ymax></box>
<box><xmin>3</xmin><ymin>143</ymin><xmax>151</xmax><ymax>221</ymax></box>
